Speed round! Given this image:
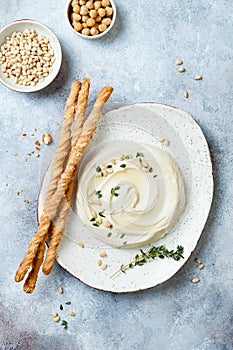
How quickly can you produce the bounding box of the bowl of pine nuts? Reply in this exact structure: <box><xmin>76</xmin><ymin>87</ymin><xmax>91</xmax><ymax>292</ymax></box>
<box><xmin>67</xmin><ymin>0</ymin><xmax>116</xmax><ymax>39</ymax></box>
<box><xmin>0</xmin><ymin>19</ymin><xmax>62</xmax><ymax>92</ymax></box>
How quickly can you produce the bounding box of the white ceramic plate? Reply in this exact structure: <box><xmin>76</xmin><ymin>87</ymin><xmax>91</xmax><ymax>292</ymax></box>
<box><xmin>0</xmin><ymin>19</ymin><xmax>62</xmax><ymax>92</ymax></box>
<box><xmin>38</xmin><ymin>103</ymin><xmax>213</xmax><ymax>293</ymax></box>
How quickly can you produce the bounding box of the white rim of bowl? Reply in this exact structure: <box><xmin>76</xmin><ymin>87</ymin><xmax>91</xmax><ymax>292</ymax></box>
<box><xmin>66</xmin><ymin>0</ymin><xmax>116</xmax><ymax>39</ymax></box>
<box><xmin>0</xmin><ymin>19</ymin><xmax>62</xmax><ymax>93</ymax></box>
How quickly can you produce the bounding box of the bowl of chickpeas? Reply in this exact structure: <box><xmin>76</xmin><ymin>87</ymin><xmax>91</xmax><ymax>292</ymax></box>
<box><xmin>67</xmin><ymin>0</ymin><xmax>116</xmax><ymax>39</ymax></box>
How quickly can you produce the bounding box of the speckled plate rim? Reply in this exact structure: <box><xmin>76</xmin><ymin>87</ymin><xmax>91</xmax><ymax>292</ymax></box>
<box><xmin>38</xmin><ymin>103</ymin><xmax>214</xmax><ymax>293</ymax></box>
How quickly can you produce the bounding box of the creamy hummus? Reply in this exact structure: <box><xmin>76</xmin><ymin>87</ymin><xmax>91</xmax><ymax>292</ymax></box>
<box><xmin>76</xmin><ymin>140</ymin><xmax>186</xmax><ymax>248</ymax></box>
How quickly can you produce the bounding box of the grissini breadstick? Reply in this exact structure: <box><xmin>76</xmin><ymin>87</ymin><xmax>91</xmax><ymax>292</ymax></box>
<box><xmin>42</xmin><ymin>78</ymin><xmax>90</xmax><ymax>274</ymax></box>
<box><xmin>14</xmin><ymin>81</ymin><xmax>81</xmax><ymax>283</ymax></box>
<box><xmin>23</xmin><ymin>237</ymin><xmax>46</xmax><ymax>293</ymax></box>
<box><xmin>42</xmin><ymin>86</ymin><xmax>113</xmax><ymax>274</ymax></box>
<box><xmin>21</xmin><ymin>79</ymin><xmax>89</xmax><ymax>290</ymax></box>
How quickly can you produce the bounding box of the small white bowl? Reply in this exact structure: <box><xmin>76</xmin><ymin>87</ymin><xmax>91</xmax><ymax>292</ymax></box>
<box><xmin>0</xmin><ymin>19</ymin><xmax>62</xmax><ymax>93</ymax></box>
<box><xmin>66</xmin><ymin>0</ymin><xmax>116</xmax><ymax>40</ymax></box>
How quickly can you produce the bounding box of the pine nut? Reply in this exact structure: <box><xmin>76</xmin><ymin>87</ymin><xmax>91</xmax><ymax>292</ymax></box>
<box><xmin>58</xmin><ymin>286</ymin><xmax>63</xmax><ymax>294</ymax></box>
<box><xmin>194</xmin><ymin>258</ymin><xmax>202</xmax><ymax>264</ymax></box>
<box><xmin>184</xmin><ymin>90</ymin><xmax>189</xmax><ymax>98</ymax></box>
<box><xmin>175</xmin><ymin>60</ymin><xmax>183</xmax><ymax>65</ymax></box>
<box><xmin>69</xmin><ymin>311</ymin><xmax>76</xmax><ymax>316</ymax></box>
<box><xmin>198</xmin><ymin>263</ymin><xmax>204</xmax><ymax>270</ymax></box>
<box><xmin>53</xmin><ymin>315</ymin><xmax>60</xmax><ymax>322</ymax></box>
<box><xmin>99</xmin><ymin>251</ymin><xmax>107</xmax><ymax>257</ymax></box>
<box><xmin>194</xmin><ymin>75</ymin><xmax>202</xmax><ymax>80</ymax></box>
<box><xmin>50</xmin><ymin>312</ymin><xmax>58</xmax><ymax>318</ymax></box>
<box><xmin>101</xmin><ymin>264</ymin><xmax>108</xmax><ymax>270</ymax></box>
<box><xmin>192</xmin><ymin>278</ymin><xmax>200</xmax><ymax>283</ymax></box>
<box><xmin>178</xmin><ymin>67</ymin><xmax>185</xmax><ymax>73</ymax></box>
<box><xmin>97</xmin><ymin>259</ymin><xmax>102</xmax><ymax>266</ymax></box>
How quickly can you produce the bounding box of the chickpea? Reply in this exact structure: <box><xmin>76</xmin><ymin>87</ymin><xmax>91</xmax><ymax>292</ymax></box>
<box><xmin>73</xmin><ymin>4</ymin><xmax>81</xmax><ymax>13</ymax></box>
<box><xmin>82</xmin><ymin>15</ymin><xmax>89</xmax><ymax>22</ymax></box>
<box><xmin>95</xmin><ymin>15</ymin><xmax>102</xmax><ymax>22</ymax></box>
<box><xmin>72</xmin><ymin>0</ymin><xmax>79</xmax><ymax>6</ymax></box>
<box><xmin>94</xmin><ymin>1</ymin><xmax>101</xmax><ymax>10</ymax></box>
<box><xmin>86</xmin><ymin>18</ymin><xmax>95</xmax><ymax>27</ymax></box>
<box><xmin>80</xmin><ymin>5</ymin><xmax>88</xmax><ymax>15</ymax></box>
<box><xmin>89</xmin><ymin>9</ymin><xmax>97</xmax><ymax>18</ymax></box>
<box><xmin>72</xmin><ymin>13</ymin><xmax>81</xmax><ymax>21</ymax></box>
<box><xmin>90</xmin><ymin>27</ymin><xmax>99</xmax><ymax>36</ymax></box>
<box><xmin>79</xmin><ymin>0</ymin><xmax>86</xmax><ymax>4</ymax></box>
<box><xmin>98</xmin><ymin>8</ymin><xmax>106</xmax><ymax>17</ymax></box>
<box><xmin>102</xmin><ymin>17</ymin><xmax>111</xmax><ymax>26</ymax></box>
<box><xmin>102</xmin><ymin>0</ymin><xmax>110</xmax><ymax>7</ymax></box>
<box><xmin>82</xmin><ymin>22</ymin><xmax>88</xmax><ymax>28</ymax></box>
<box><xmin>98</xmin><ymin>23</ymin><xmax>107</xmax><ymax>32</ymax></box>
<box><xmin>86</xmin><ymin>0</ymin><xmax>93</xmax><ymax>9</ymax></box>
<box><xmin>82</xmin><ymin>28</ymin><xmax>90</xmax><ymax>36</ymax></box>
<box><xmin>73</xmin><ymin>21</ymin><xmax>83</xmax><ymax>31</ymax></box>
<box><xmin>105</xmin><ymin>6</ymin><xmax>113</xmax><ymax>16</ymax></box>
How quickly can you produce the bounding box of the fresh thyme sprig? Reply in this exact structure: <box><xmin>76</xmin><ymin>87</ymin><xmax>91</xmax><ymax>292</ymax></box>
<box><xmin>110</xmin><ymin>245</ymin><xmax>184</xmax><ymax>278</ymax></box>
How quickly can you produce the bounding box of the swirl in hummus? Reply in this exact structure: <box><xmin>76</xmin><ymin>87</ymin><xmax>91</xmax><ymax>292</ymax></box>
<box><xmin>76</xmin><ymin>140</ymin><xmax>186</xmax><ymax>248</ymax></box>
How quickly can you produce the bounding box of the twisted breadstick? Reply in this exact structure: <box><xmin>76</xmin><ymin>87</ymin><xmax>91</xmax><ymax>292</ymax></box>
<box><xmin>42</xmin><ymin>78</ymin><xmax>90</xmax><ymax>274</ymax></box>
<box><xmin>23</xmin><ymin>237</ymin><xmax>46</xmax><ymax>293</ymax></box>
<box><xmin>15</xmin><ymin>81</ymin><xmax>81</xmax><ymax>283</ymax></box>
<box><xmin>42</xmin><ymin>86</ymin><xmax>113</xmax><ymax>274</ymax></box>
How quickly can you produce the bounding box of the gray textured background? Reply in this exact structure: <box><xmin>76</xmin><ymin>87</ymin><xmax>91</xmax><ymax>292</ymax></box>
<box><xmin>0</xmin><ymin>1</ymin><xmax>233</xmax><ymax>349</ymax></box>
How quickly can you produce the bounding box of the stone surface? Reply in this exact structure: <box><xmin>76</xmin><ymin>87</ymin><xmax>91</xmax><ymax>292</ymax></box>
<box><xmin>0</xmin><ymin>1</ymin><xmax>232</xmax><ymax>349</ymax></box>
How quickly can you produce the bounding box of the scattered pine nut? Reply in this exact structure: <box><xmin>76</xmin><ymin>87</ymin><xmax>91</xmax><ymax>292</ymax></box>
<box><xmin>23</xmin><ymin>199</ymin><xmax>29</xmax><ymax>203</ymax></box>
<box><xmin>198</xmin><ymin>263</ymin><xmax>204</xmax><ymax>270</ymax></box>
<box><xmin>17</xmin><ymin>189</ymin><xmax>23</xmax><ymax>195</ymax></box>
<box><xmin>50</xmin><ymin>312</ymin><xmax>58</xmax><ymax>318</ymax></box>
<box><xmin>192</xmin><ymin>278</ymin><xmax>200</xmax><ymax>284</ymax></box>
<box><xmin>36</xmin><ymin>154</ymin><xmax>40</xmax><ymax>158</ymax></box>
<box><xmin>30</xmin><ymin>133</ymin><xmax>35</xmax><ymax>136</ymax></box>
<box><xmin>69</xmin><ymin>311</ymin><xmax>76</xmax><ymax>316</ymax></box>
<box><xmin>98</xmin><ymin>217</ymin><xmax>103</xmax><ymax>224</ymax></box>
<box><xmin>194</xmin><ymin>75</ymin><xmax>202</xmax><ymax>80</ymax></box>
<box><xmin>104</xmin><ymin>220</ymin><xmax>111</xmax><ymax>228</ymax></box>
<box><xmin>184</xmin><ymin>91</ymin><xmax>189</xmax><ymax>98</ymax></box>
<box><xmin>178</xmin><ymin>67</ymin><xmax>185</xmax><ymax>73</ymax></box>
<box><xmin>77</xmin><ymin>242</ymin><xmax>84</xmax><ymax>248</ymax></box>
<box><xmin>14</xmin><ymin>152</ymin><xmax>19</xmax><ymax>157</ymax></box>
<box><xmin>99</xmin><ymin>251</ymin><xmax>107</xmax><ymax>258</ymax></box>
<box><xmin>58</xmin><ymin>286</ymin><xmax>63</xmax><ymax>294</ymax></box>
<box><xmin>195</xmin><ymin>258</ymin><xmax>202</xmax><ymax>264</ymax></box>
<box><xmin>101</xmin><ymin>264</ymin><xmax>108</xmax><ymax>270</ymax></box>
<box><xmin>120</xmin><ymin>155</ymin><xmax>125</xmax><ymax>161</ymax></box>
<box><xmin>53</xmin><ymin>315</ymin><xmax>60</xmax><ymax>322</ymax></box>
<box><xmin>111</xmin><ymin>159</ymin><xmax>116</xmax><ymax>165</ymax></box>
<box><xmin>175</xmin><ymin>60</ymin><xmax>183</xmax><ymax>65</ymax></box>
<box><xmin>5</xmin><ymin>183</ymin><xmax>9</xmax><ymax>187</ymax></box>
<box><xmin>91</xmin><ymin>210</ymin><xmax>97</xmax><ymax>218</ymax></box>
<box><xmin>24</xmin><ymin>158</ymin><xmax>28</xmax><ymax>162</ymax></box>
<box><xmin>97</xmin><ymin>259</ymin><xmax>102</xmax><ymax>266</ymax></box>
<box><xmin>36</xmin><ymin>146</ymin><xmax>41</xmax><ymax>151</ymax></box>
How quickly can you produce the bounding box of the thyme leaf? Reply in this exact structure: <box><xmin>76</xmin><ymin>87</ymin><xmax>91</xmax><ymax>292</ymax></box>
<box><xmin>111</xmin><ymin>245</ymin><xmax>184</xmax><ymax>278</ymax></box>
<box><xmin>136</xmin><ymin>152</ymin><xmax>144</xmax><ymax>158</ymax></box>
<box><xmin>111</xmin><ymin>186</ymin><xmax>120</xmax><ymax>197</ymax></box>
